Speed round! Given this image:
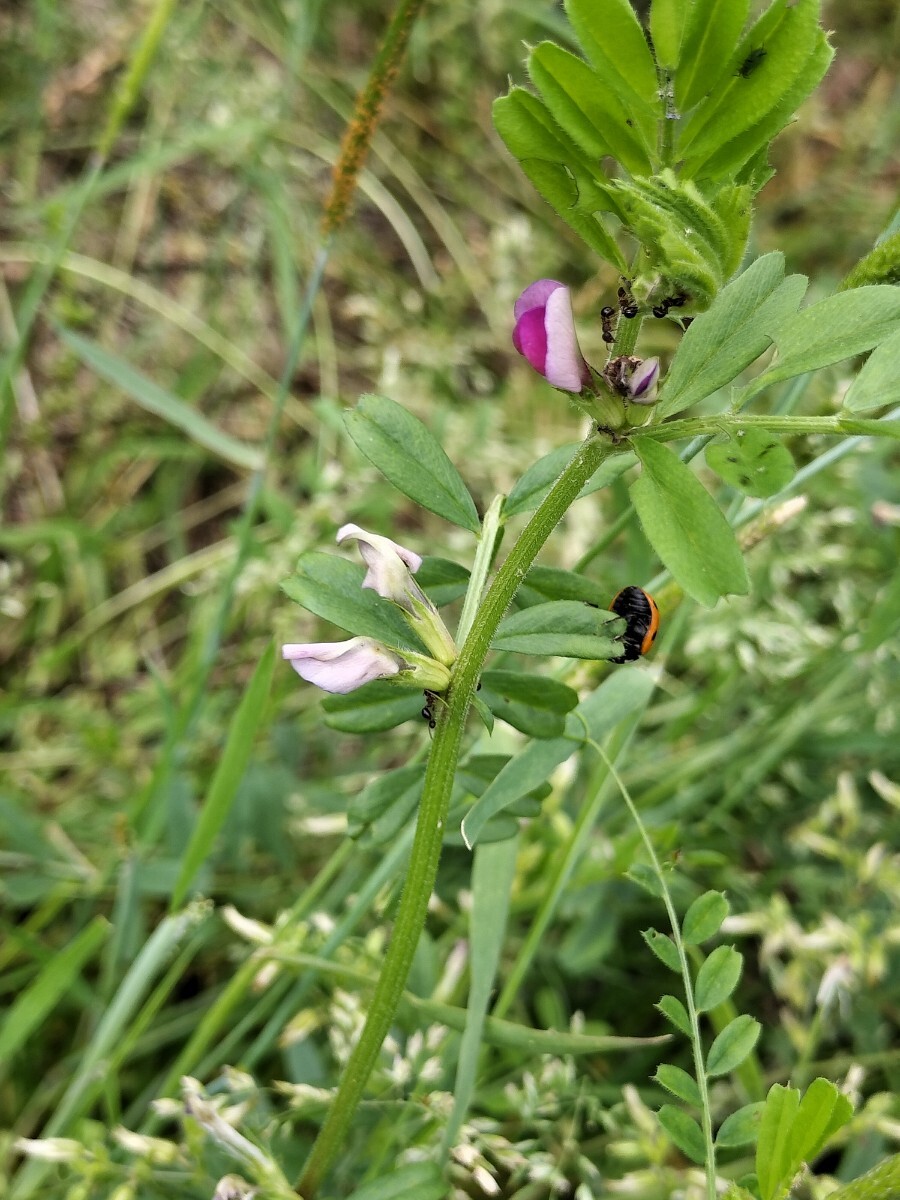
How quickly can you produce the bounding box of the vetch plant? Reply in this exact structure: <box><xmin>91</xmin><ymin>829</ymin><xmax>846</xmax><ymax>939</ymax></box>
<box><xmin>268</xmin><ymin>0</ymin><xmax>900</xmax><ymax>1195</ymax></box>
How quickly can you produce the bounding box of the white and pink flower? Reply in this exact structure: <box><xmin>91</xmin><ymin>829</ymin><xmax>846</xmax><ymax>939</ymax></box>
<box><xmin>512</xmin><ymin>279</ymin><xmax>591</xmax><ymax>393</ymax></box>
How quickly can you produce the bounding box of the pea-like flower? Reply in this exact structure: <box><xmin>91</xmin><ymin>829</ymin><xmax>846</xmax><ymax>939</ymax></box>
<box><xmin>626</xmin><ymin>356</ymin><xmax>660</xmax><ymax>405</ymax></box>
<box><xmin>282</xmin><ymin>637</ymin><xmax>451</xmax><ymax>695</ymax></box>
<box><xmin>282</xmin><ymin>638</ymin><xmax>403</xmax><ymax>693</ymax></box>
<box><xmin>512</xmin><ymin>279</ymin><xmax>591</xmax><ymax>393</ymax></box>
<box><xmin>337</xmin><ymin>524</ymin><xmax>457</xmax><ymax>666</ymax></box>
<box><xmin>336</xmin><ymin>525</ymin><xmax>422</xmax><ymax>608</ymax></box>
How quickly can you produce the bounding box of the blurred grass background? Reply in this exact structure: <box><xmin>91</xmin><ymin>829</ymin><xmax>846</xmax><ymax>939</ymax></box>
<box><xmin>1</xmin><ymin>1</ymin><xmax>899</xmax><ymax>1196</ymax></box>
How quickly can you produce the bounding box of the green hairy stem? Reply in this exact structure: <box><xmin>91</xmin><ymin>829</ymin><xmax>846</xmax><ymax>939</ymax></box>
<box><xmin>297</xmin><ymin>432</ymin><xmax>619</xmax><ymax>1196</ymax></box>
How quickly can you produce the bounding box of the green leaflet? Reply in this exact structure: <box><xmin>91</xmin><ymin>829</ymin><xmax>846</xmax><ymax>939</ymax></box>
<box><xmin>565</xmin><ymin>0</ymin><xmax>660</xmax><ymax>113</ymax></box>
<box><xmin>754</xmin><ymin>284</ymin><xmax>900</xmax><ymax>389</ymax></box>
<box><xmin>707</xmin><ymin>1015</ymin><xmax>762</xmax><ymax>1077</ymax></box>
<box><xmin>690</xmin><ymin>32</ymin><xmax>833</xmax><ymax>180</ymax></box>
<box><xmin>492</xmin><ymin>89</ymin><xmax>627</xmax><ymax>268</ymax></box>
<box><xmin>650</xmin><ymin>0</ymin><xmax>690</xmax><ymax>69</ymax></box>
<box><xmin>706</xmin><ymin>429</ymin><xmax>796</xmax><ymax>498</ymax></box>
<box><xmin>479</xmin><ymin>670</ymin><xmax>579</xmax><ymax>740</ymax></box>
<box><xmin>461</xmin><ymin>671</ymin><xmax>656</xmax><ymax>849</ymax></box>
<box><xmin>656</xmin><ymin>253</ymin><xmax>807</xmax><ymax>418</ymax></box>
<box><xmin>716</xmin><ymin>1102</ymin><xmax>766</xmax><ymax>1149</ymax></box>
<box><xmin>676</xmin><ymin>0</ymin><xmax>752</xmax><ymax>111</ymax></box>
<box><xmin>657</xmin><ymin>1105</ymin><xmax>707</xmax><ymax>1164</ymax></box>
<box><xmin>694</xmin><ymin>945</ymin><xmax>743</xmax><ymax>1012</ymax></box>
<box><xmin>655</xmin><ymin>1063</ymin><xmax>702</xmax><ymax>1108</ymax></box>
<box><xmin>322</xmin><ymin>682</ymin><xmax>423</xmax><ymax>734</ymax></box>
<box><xmin>682</xmin><ymin>890</ymin><xmax>730</xmax><ymax>945</ymax></box>
<box><xmin>282</xmin><ymin>553</ymin><xmax>428</xmax><ymax>654</ymax></box>
<box><xmin>842</xmin><ymin>325</ymin><xmax>900</xmax><ymax>413</ymax></box>
<box><xmin>344</xmin><ymin>394</ymin><xmax>480</xmax><ymax>533</ymax></box>
<box><xmin>492</xmin><ymin>600</ymin><xmax>621</xmax><ymax>659</ymax></box>
<box><xmin>529</xmin><ymin>41</ymin><xmax>653</xmax><ymax>175</ymax></box>
<box><xmin>630</xmin><ymin>439</ymin><xmax>749</xmax><ymax>607</ymax></box>
<box><xmin>679</xmin><ymin>0</ymin><xmax>822</xmax><ymax>160</ymax></box>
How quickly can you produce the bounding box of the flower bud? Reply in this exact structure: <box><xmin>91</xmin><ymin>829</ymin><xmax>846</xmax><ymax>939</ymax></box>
<box><xmin>512</xmin><ymin>279</ymin><xmax>591</xmax><ymax>393</ymax></box>
<box><xmin>337</xmin><ymin>524</ymin><xmax>457</xmax><ymax>666</ymax></box>
<box><xmin>336</xmin><ymin>525</ymin><xmax>422</xmax><ymax>608</ymax></box>
<box><xmin>626</xmin><ymin>356</ymin><xmax>660</xmax><ymax>405</ymax></box>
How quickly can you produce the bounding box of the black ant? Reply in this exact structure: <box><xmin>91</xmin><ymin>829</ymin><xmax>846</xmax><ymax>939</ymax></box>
<box><xmin>737</xmin><ymin>48</ymin><xmax>766</xmax><ymax>77</ymax></box>
<box><xmin>652</xmin><ymin>292</ymin><xmax>688</xmax><ymax>319</ymax></box>
<box><xmin>421</xmin><ymin>690</ymin><xmax>437</xmax><ymax>729</ymax></box>
<box><xmin>617</xmin><ymin>280</ymin><xmax>639</xmax><ymax>319</ymax></box>
<box><xmin>602</xmin><ymin>354</ymin><xmax>640</xmax><ymax>397</ymax></box>
<box><xmin>601</xmin><ymin>305</ymin><xmax>617</xmax><ymax>344</ymax></box>
<box><xmin>421</xmin><ymin>688</ymin><xmax>445</xmax><ymax>730</ymax></box>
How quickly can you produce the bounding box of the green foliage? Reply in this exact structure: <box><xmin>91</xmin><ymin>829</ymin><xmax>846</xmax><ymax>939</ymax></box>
<box><xmin>495</xmin><ymin>0</ymin><xmax>832</xmax><ymax>302</ymax></box>
<box><xmin>322</xmin><ymin>681</ymin><xmax>423</xmax><ymax>733</ymax></box>
<box><xmin>754</xmin><ymin>285</ymin><xmax>900</xmax><ymax>388</ymax></box>
<box><xmin>345</xmin><ymin>394</ymin><xmax>480</xmax><ymax>533</ymax></box>
<box><xmin>682</xmin><ymin>891</ymin><xmax>729</xmax><ymax>945</ymax></box>
<box><xmin>706</xmin><ymin>430</ymin><xmax>796</xmax><ymax>499</ymax></box>
<box><xmin>716</xmin><ymin>1102</ymin><xmax>765</xmax><ymax>1149</ymax></box>
<box><xmin>479</xmin><ymin>669</ymin><xmax>578</xmax><ymax>738</ymax></box>
<box><xmin>841</xmin><ymin>229</ymin><xmax>900</xmax><ymax>289</ymax></box>
<box><xmin>756</xmin><ymin>1079</ymin><xmax>853</xmax><ymax>1200</ymax></box>
<box><xmin>4</xmin><ymin>1</ymin><xmax>900</xmax><ymax>1198</ymax></box>
<box><xmin>656</xmin><ymin>252</ymin><xmax>807</xmax><ymax>418</ymax></box>
<box><xmin>630</xmin><ymin>438</ymin><xmax>750</xmax><ymax>606</ymax></box>
<box><xmin>843</xmin><ymin>326</ymin><xmax>900</xmax><ymax>413</ymax></box>
<box><xmin>58</xmin><ymin>325</ymin><xmax>263</xmax><ymax>470</ymax></box>
<box><xmin>829</xmin><ymin>1154</ymin><xmax>900</xmax><ymax>1200</ymax></box>
<box><xmin>694</xmin><ymin>945</ymin><xmax>743</xmax><ymax>1012</ymax></box>
<box><xmin>492</xmin><ymin>599</ymin><xmax>621</xmax><ymax>658</ymax></box>
<box><xmin>170</xmin><ymin>642</ymin><xmax>276</xmax><ymax>908</ymax></box>
<box><xmin>658</xmin><ymin>1104</ymin><xmax>707</xmax><ymax>1164</ymax></box>
<box><xmin>706</xmin><ymin>1014</ymin><xmax>761</xmax><ymax>1076</ymax></box>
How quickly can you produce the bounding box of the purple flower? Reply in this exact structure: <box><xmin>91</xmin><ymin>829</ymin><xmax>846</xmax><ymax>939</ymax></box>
<box><xmin>281</xmin><ymin>638</ymin><xmax>403</xmax><ymax>694</ymax></box>
<box><xmin>626</xmin><ymin>356</ymin><xmax>660</xmax><ymax>405</ymax></box>
<box><xmin>512</xmin><ymin>280</ymin><xmax>591</xmax><ymax>393</ymax></box>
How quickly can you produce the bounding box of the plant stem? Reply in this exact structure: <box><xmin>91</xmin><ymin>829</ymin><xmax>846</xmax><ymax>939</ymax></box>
<box><xmin>594</xmin><ymin>746</ymin><xmax>718</xmax><ymax>1200</ymax></box>
<box><xmin>637</xmin><ymin>412</ymin><xmax>899</xmax><ymax>443</ymax></box>
<box><xmin>296</xmin><ymin>432</ymin><xmax>620</xmax><ymax>1197</ymax></box>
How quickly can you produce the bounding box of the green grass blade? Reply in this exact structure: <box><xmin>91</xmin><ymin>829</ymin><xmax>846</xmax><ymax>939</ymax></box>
<box><xmin>0</xmin><ymin>917</ymin><xmax>108</xmax><ymax>1070</ymax></box>
<box><xmin>11</xmin><ymin>905</ymin><xmax>208</xmax><ymax>1199</ymax></box>
<box><xmin>441</xmin><ymin>834</ymin><xmax>519</xmax><ymax>1157</ymax></box>
<box><xmin>170</xmin><ymin>641</ymin><xmax>276</xmax><ymax>910</ymax></box>
<box><xmin>57</xmin><ymin>325</ymin><xmax>263</xmax><ymax>471</ymax></box>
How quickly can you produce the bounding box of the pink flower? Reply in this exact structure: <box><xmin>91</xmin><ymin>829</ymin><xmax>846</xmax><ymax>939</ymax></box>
<box><xmin>512</xmin><ymin>280</ymin><xmax>591</xmax><ymax>393</ymax></box>
<box><xmin>281</xmin><ymin>638</ymin><xmax>403</xmax><ymax>694</ymax></box>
